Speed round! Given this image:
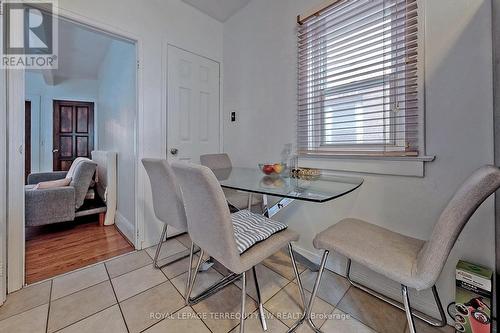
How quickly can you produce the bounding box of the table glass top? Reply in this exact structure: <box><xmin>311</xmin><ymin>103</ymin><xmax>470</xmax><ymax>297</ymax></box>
<box><xmin>213</xmin><ymin>167</ymin><xmax>363</xmax><ymax>203</ymax></box>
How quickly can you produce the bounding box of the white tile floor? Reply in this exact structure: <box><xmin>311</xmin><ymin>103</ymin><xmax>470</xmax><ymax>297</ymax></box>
<box><xmin>0</xmin><ymin>235</ymin><xmax>455</xmax><ymax>333</ymax></box>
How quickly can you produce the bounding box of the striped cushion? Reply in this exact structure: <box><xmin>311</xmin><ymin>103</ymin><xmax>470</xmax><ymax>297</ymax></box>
<box><xmin>232</xmin><ymin>210</ymin><xmax>288</xmax><ymax>254</ymax></box>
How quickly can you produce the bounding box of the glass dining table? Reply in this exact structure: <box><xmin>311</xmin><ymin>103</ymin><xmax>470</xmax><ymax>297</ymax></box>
<box><xmin>213</xmin><ymin>167</ymin><xmax>364</xmax><ymax>218</ymax></box>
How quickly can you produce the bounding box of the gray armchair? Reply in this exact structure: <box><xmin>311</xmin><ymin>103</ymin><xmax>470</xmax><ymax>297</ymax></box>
<box><xmin>25</xmin><ymin>158</ymin><xmax>98</xmax><ymax>227</ymax></box>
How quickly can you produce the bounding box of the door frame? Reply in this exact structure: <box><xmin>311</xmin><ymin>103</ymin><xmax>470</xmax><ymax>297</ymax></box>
<box><xmin>24</xmin><ymin>101</ymin><xmax>31</xmax><ymax>182</ymax></box>
<box><xmin>0</xmin><ymin>5</ymin><xmax>7</xmax><ymax>304</ymax></box>
<box><xmin>25</xmin><ymin>95</ymin><xmax>41</xmax><ymax>173</ymax></box>
<box><xmin>52</xmin><ymin>100</ymin><xmax>95</xmax><ymax>171</ymax></box>
<box><xmin>493</xmin><ymin>0</ymin><xmax>500</xmax><ymax>321</ymax></box>
<box><xmin>6</xmin><ymin>6</ymin><xmax>143</xmax><ymax>291</ymax></box>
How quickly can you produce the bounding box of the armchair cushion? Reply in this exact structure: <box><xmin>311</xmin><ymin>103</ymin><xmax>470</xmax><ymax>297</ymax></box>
<box><xmin>67</xmin><ymin>158</ymin><xmax>98</xmax><ymax>209</ymax></box>
<box><xmin>27</xmin><ymin>171</ymin><xmax>67</xmax><ymax>185</ymax></box>
<box><xmin>25</xmin><ymin>186</ymin><xmax>76</xmax><ymax>226</ymax></box>
<box><xmin>34</xmin><ymin>177</ymin><xmax>72</xmax><ymax>190</ymax></box>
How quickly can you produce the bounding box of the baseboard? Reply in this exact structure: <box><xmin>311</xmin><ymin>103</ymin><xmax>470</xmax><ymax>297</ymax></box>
<box><xmin>292</xmin><ymin>245</ymin><xmax>452</xmax><ymax>325</ymax></box>
<box><xmin>115</xmin><ymin>211</ymin><xmax>135</xmax><ymax>245</ymax></box>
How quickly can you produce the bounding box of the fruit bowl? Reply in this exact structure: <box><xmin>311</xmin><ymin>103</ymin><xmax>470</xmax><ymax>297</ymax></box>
<box><xmin>258</xmin><ymin>163</ymin><xmax>286</xmax><ymax>175</ymax></box>
<box><xmin>260</xmin><ymin>175</ymin><xmax>286</xmax><ymax>188</ymax></box>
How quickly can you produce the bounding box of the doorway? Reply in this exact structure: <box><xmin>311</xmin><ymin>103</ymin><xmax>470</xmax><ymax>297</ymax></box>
<box><xmin>22</xmin><ymin>16</ymin><xmax>138</xmax><ymax>285</ymax></box>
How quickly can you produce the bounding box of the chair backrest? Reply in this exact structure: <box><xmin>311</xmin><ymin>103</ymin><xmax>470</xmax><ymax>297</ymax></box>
<box><xmin>142</xmin><ymin>158</ymin><xmax>187</xmax><ymax>232</ymax></box>
<box><xmin>67</xmin><ymin>157</ymin><xmax>98</xmax><ymax>209</ymax></box>
<box><xmin>200</xmin><ymin>153</ymin><xmax>232</xmax><ymax>170</ymax></box>
<box><xmin>416</xmin><ymin>165</ymin><xmax>500</xmax><ymax>289</ymax></box>
<box><xmin>171</xmin><ymin>161</ymin><xmax>240</xmax><ymax>266</ymax></box>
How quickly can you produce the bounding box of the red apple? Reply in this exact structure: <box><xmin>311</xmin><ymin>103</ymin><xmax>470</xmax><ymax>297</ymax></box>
<box><xmin>262</xmin><ymin>165</ymin><xmax>275</xmax><ymax>175</ymax></box>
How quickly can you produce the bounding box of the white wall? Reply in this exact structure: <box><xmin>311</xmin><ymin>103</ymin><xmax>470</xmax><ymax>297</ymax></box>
<box><xmin>53</xmin><ymin>0</ymin><xmax>224</xmax><ymax>248</ymax></box>
<box><xmin>223</xmin><ymin>0</ymin><xmax>494</xmax><ymax>319</ymax></box>
<box><xmin>25</xmin><ymin>72</ymin><xmax>98</xmax><ymax>172</ymax></box>
<box><xmin>97</xmin><ymin>39</ymin><xmax>136</xmax><ymax>241</ymax></box>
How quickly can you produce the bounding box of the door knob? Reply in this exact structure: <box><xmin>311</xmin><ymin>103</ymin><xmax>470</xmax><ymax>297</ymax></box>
<box><xmin>52</xmin><ymin>149</ymin><xmax>59</xmax><ymax>153</ymax></box>
<box><xmin>170</xmin><ymin>148</ymin><xmax>178</xmax><ymax>155</ymax></box>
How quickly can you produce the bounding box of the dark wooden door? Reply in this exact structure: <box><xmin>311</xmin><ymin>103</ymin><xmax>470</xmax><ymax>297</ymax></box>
<box><xmin>53</xmin><ymin>100</ymin><xmax>94</xmax><ymax>171</ymax></box>
<box><xmin>25</xmin><ymin>101</ymin><xmax>31</xmax><ymax>182</ymax></box>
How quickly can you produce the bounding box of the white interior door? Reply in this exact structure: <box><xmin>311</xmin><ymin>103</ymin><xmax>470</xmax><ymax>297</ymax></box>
<box><xmin>167</xmin><ymin>45</ymin><xmax>220</xmax><ymax>163</ymax></box>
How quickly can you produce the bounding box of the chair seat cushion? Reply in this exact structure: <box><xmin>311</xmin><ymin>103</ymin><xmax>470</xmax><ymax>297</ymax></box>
<box><xmin>232</xmin><ymin>210</ymin><xmax>287</xmax><ymax>254</ymax></box>
<box><xmin>313</xmin><ymin>218</ymin><xmax>426</xmax><ymax>289</ymax></box>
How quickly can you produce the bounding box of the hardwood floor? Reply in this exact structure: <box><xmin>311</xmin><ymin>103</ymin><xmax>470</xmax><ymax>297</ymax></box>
<box><xmin>25</xmin><ymin>216</ymin><xmax>134</xmax><ymax>284</ymax></box>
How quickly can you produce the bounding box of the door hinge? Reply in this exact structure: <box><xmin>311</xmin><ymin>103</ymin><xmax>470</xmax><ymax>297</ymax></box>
<box><xmin>137</xmin><ymin>60</ymin><xmax>140</xmax><ymax>70</ymax></box>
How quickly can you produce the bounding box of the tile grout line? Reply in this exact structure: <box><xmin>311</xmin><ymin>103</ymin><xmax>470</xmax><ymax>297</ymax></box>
<box><xmin>27</xmin><ymin>248</ymin><xmax>138</xmax><ymax>287</ymax></box>
<box><xmin>142</xmin><ymin>255</ymin><xmax>217</xmax><ymax>333</ymax></box>
<box><xmin>51</xmin><ymin>304</ymin><xmax>118</xmax><ymax>333</ymax></box>
<box><xmin>163</xmin><ymin>259</ymin><xmax>252</xmax><ymax>333</ymax></box>
<box><xmin>49</xmin><ymin>265</ymin><xmax>109</xmax><ymax>302</ymax></box>
<box><xmin>235</xmin><ymin>270</ymin><xmax>294</xmax><ymax>305</ymax></box>
<box><xmin>198</xmin><ymin>305</ymin><xmax>217</xmax><ymax>333</ymax></box>
<box><xmin>104</xmin><ymin>263</ymin><xmax>131</xmax><ymax>333</ymax></box>
<box><xmin>31</xmin><ymin>232</ymin><xmax>188</xmax><ymax>289</ymax></box>
<box><xmin>45</xmin><ymin>280</ymin><xmax>53</xmax><ymax>333</ymax></box>
<box><xmin>263</xmin><ymin>304</ymin><xmax>294</xmax><ymax>330</ymax></box>
<box><xmin>0</xmin><ymin>237</ymin><xmax>186</xmax><ymax>329</ymax></box>
<box><xmin>334</xmin><ymin>286</ymin><xmax>389</xmax><ymax>333</ymax></box>
<box><xmin>0</xmin><ymin>284</ymin><xmax>52</xmax><ymax>323</ymax></box>
<box><xmin>143</xmin><ymin>239</ymin><xmax>188</xmax><ymax>261</ymax></box>
<box><xmin>265</xmin><ymin>277</ymin><xmax>323</xmax><ymax>330</ymax></box>
<box><xmin>107</xmin><ymin>255</ymin><xmax>153</xmax><ymax>280</ymax></box>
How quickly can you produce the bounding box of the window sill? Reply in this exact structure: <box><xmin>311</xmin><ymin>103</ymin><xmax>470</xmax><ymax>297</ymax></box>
<box><xmin>298</xmin><ymin>155</ymin><xmax>435</xmax><ymax>177</ymax></box>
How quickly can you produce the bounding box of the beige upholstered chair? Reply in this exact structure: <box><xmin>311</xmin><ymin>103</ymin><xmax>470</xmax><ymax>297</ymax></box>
<box><xmin>298</xmin><ymin>165</ymin><xmax>500</xmax><ymax>333</ymax></box>
<box><xmin>200</xmin><ymin>153</ymin><xmax>263</xmax><ymax>211</ymax></box>
<box><xmin>172</xmin><ymin>161</ymin><xmax>304</xmax><ymax>333</ymax></box>
<box><xmin>142</xmin><ymin>159</ymin><xmax>188</xmax><ymax>269</ymax></box>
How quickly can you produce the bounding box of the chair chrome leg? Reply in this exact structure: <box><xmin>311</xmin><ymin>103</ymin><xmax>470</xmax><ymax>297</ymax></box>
<box><xmin>346</xmin><ymin>259</ymin><xmax>446</xmax><ymax>327</ymax></box>
<box><xmin>184</xmin><ymin>242</ymin><xmax>195</xmax><ymax>302</ymax></box>
<box><xmin>431</xmin><ymin>285</ymin><xmax>447</xmax><ymax>326</ymax></box>
<box><xmin>184</xmin><ymin>248</ymin><xmax>241</xmax><ymax>306</ymax></box>
<box><xmin>153</xmin><ymin>224</ymin><xmax>169</xmax><ymax>269</ymax></box>
<box><xmin>305</xmin><ymin>250</ymin><xmax>329</xmax><ymax>321</ymax></box>
<box><xmin>252</xmin><ymin>266</ymin><xmax>268</xmax><ymax>331</ymax></box>
<box><xmin>286</xmin><ymin>314</ymin><xmax>305</xmax><ymax>333</ymax></box>
<box><xmin>287</xmin><ymin>250</ymin><xmax>329</xmax><ymax>333</ymax></box>
<box><xmin>185</xmin><ymin>250</ymin><xmax>204</xmax><ymax>305</ymax></box>
<box><xmin>240</xmin><ymin>272</ymin><xmax>246</xmax><ymax>333</ymax></box>
<box><xmin>402</xmin><ymin>285</ymin><xmax>416</xmax><ymax>333</ymax></box>
<box><xmin>288</xmin><ymin>243</ymin><xmax>306</xmax><ymax>310</ymax></box>
<box><xmin>153</xmin><ymin>228</ymin><xmax>195</xmax><ymax>269</ymax></box>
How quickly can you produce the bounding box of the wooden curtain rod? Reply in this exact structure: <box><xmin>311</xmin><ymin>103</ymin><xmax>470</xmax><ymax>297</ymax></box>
<box><xmin>297</xmin><ymin>0</ymin><xmax>343</xmax><ymax>25</ymax></box>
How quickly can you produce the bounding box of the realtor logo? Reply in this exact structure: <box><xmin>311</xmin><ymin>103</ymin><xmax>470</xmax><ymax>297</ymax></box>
<box><xmin>2</xmin><ymin>0</ymin><xmax>58</xmax><ymax>69</ymax></box>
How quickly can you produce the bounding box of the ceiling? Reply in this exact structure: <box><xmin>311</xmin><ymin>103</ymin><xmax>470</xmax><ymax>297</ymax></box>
<box><xmin>182</xmin><ymin>0</ymin><xmax>251</xmax><ymax>22</ymax></box>
<box><xmin>29</xmin><ymin>18</ymin><xmax>118</xmax><ymax>84</ymax></box>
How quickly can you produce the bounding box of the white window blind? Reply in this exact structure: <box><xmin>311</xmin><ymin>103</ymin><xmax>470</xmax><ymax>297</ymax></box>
<box><xmin>297</xmin><ymin>0</ymin><xmax>420</xmax><ymax>157</ymax></box>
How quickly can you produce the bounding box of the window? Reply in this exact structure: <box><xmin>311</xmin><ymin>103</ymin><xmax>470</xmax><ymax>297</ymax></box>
<box><xmin>297</xmin><ymin>0</ymin><xmax>420</xmax><ymax>157</ymax></box>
